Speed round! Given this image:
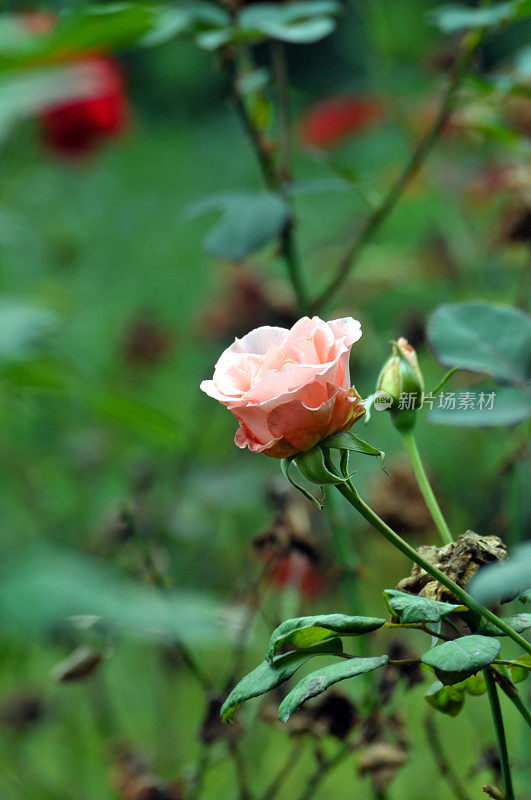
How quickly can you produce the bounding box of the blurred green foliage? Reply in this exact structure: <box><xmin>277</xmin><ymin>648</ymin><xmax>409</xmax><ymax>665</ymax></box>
<box><xmin>0</xmin><ymin>0</ymin><xmax>529</xmax><ymax>798</ymax></box>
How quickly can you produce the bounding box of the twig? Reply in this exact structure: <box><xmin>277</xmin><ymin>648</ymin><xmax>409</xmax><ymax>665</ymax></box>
<box><xmin>225</xmin><ymin>51</ymin><xmax>309</xmax><ymax>314</ymax></box>
<box><xmin>259</xmin><ymin>737</ymin><xmax>306</xmax><ymax>800</ymax></box>
<box><xmin>295</xmin><ymin>742</ymin><xmax>353</xmax><ymax>800</ymax></box>
<box><xmin>425</xmin><ymin>713</ymin><xmax>473</xmax><ymax>800</ymax></box>
<box><xmin>228</xmin><ymin>739</ymin><xmax>254</xmax><ymax>800</ymax></box>
<box><xmin>271</xmin><ymin>40</ymin><xmax>292</xmax><ymax>181</ymax></box>
<box><xmin>385</xmin><ymin>621</ymin><xmax>453</xmax><ymax>641</ymax></box>
<box><xmin>310</xmin><ymin>45</ymin><xmax>476</xmax><ymax>314</ymax></box>
<box><xmin>223</xmin><ymin>564</ymin><xmax>271</xmax><ymax>692</ymax></box>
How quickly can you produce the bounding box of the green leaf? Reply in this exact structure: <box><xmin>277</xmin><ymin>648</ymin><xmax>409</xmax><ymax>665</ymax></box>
<box><xmin>239</xmin><ymin>1</ymin><xmax>340</xmax><ymax>44</ymax></box>
<box><xmin>479</xmin><ymin>613</ymin><xmax>531</xmax><ymax>636</ymax></box>
<box><xmin>425</xmin><ymin>680</ymin><xmax>465</xmax><ymax>716</ymax></box>
<box><xmin>220</xmin><ymin>639</ymin><xmax>343</xmax><ymax>724</ymax></box>
<box><xmin>427</xmin><ymin>302</ymin><xmax>531</xmax><ymax>388</ymax></box>
<box><xmin>427</xmin><ymin>1</ymin><xmax>524</xmax><ymax>33</ymax></box>
<box><xmin>278</xmin><ymin>655</ymin><xmax>388</xmax><ymax>722</ymax></box>
<box><xmin>421</xmin><ymin>636</ymin><xmax>501</xmax><ymax>685</ymax></box>
<box><xmin>267</xmin><ymin>614</ymin><xmax>386</xmax><ymax>662</ymax></box>
<box><xmin>186</xmin><ymin>192</ymin><xmax>288</xmax><ymax>261</ymax></box>
<box><xmin>428</xmin><ymin>386</ymin><xmax>531</xmax><ymax>428</ymax></box>
<box><xmin>383</xmin><ymin>590</ymin><xmax>467</xmax><ymax>624</ymax></box>
<box><xmin>0</xmin><ymin>300</ymin><xmax>56</xmax><ymax>364</ymax></box>
<box><xmin>469</xmin><ymin>542</ymin><xmax>531</xmax><ymax>606</ymax></box>
<box><xmin>322</xmin><ymin>430</ymin><xmax>386</xmax><ymax>470</ymax></box>
<box><xmin>142</xmin><ymin>2</ymin><xmax>229</xmax><ymax>46</ymax></box>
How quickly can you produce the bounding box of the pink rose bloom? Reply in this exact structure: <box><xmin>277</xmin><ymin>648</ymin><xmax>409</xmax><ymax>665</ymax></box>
<box><xmin>200</xmin><ymin>316</ymin><xmax>365</xmax><ymax>458</ymax></box>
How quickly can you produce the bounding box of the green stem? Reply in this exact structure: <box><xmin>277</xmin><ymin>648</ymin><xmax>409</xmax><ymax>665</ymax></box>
<box><xmin>400</xmin><ymin>429</ymin><xmax>453</xmax><ymax>545</ymax></box>
<box><xmin>484</xmin><ymin>669</ymin><xmax>516</xmax><ymax>800</ymax></box>
<box><xmin>335</xmin><ymin>481</ymin><xmax>531</xmax><ymax>656</ymax></box>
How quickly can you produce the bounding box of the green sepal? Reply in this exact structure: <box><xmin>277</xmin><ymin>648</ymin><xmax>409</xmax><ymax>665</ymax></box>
<box><xmin>295</xmin><ymin>446</ymin><xmax>346</xmax><ymax>486</ymax></box>
<box><xmin>323</xmin><ymin>430</ymin><xmax>386</xmax><ymax>472</ymax></box>
<box><xmin>280</xmin><ymin>456</ymin><xmax>323</xmax><ymax>509</ymax></box>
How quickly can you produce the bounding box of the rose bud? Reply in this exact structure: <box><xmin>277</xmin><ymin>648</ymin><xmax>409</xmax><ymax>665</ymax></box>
<box><xmin>301</xmin><ymin>95</ymin><xmax>383</xmax><ymax>150</ymax></box>
<box><xmin>375</xmin><ymin>338</ymin><xmax>424</xmax><ymax>430</ymax></box>
<box><xmin>200</xmin><ymin>316</ymin><xmax>365</xmax><ymax>458</ymax></box>
<box><xmin>40</xmin><ymin>56</ymin><xmax>128</xmax><ymax>157</ymax></box>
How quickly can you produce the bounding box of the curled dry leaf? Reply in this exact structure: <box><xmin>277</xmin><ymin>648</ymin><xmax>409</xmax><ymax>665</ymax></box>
<box><xmin>397</xmin><ymin>531</ymin><xmax>507</xmax><ymax>602</ymax></box>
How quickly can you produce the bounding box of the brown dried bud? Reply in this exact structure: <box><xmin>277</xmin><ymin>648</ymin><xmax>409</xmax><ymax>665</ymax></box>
<box><xmin>0</xmin><ymin>691</ymin><xmax>45</xmax><ymax>730</ymax></box>
<box><xmin>285</xmin><ymin>690</ymin><xmax>358</xmax><ymax>739</ymax></box>
<box><xmin>121</xmin><ymin>312</ymin><xmax>173</xmax><ymax>368</ymax></box>
<box><xmin>370</xmin><ymin>460</ymin><xmax>434</xmax><ymax>535</ymax></box>
<box><xmin>51</xmin><ymin>645</ymin><xmax>106</xmax><ymax>683</ymax></box>
<box><xmin>358</xmin><ymin>742</ymin><xmax>408</xmax><ymax>791</ymax></box>
<box><xmin>482</xmin><ymin>785</ymin><xmax>505</xmax><ymax>800</ymax></box>
<box><xmin>200</xmin><ymin>694</ymin><xmax>242</xmax><ymax>744</ymax></box>
<box><xmin>112</xmin><ymin>746</ymin><xmax>184</xmax><ymax>800</ymax></box>
<box><xmin>497</xmin><ymin>203</ymin><xmax>531</xmax><ymax>246</ymax></box>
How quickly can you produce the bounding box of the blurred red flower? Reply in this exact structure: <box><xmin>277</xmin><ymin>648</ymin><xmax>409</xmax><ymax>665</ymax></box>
<box><xmin>301</xmin><ymin>95</ymin><xmax>383</xmax><ymax>149</ymax></box>
<box><xmin>269</xmin><ymin>551</ymin><xmax>328</xmax><ymax>599</ymax></box>
<box><xmin>40</xmin><ymin>56</ymin><xmax>128</xmax><ymax>157</ymax></box>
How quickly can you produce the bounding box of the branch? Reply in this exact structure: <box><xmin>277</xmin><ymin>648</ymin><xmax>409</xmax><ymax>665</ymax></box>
<box><xmin>425</xmin><ymin>714</ymin><xmax>473</xmax><ymax>800</ymax></box>
<box><xmin>310</xmin><ymin>46</ymin><xmax>476</xmax><ymax>314</ymax></box>
<box><xmin>295</xmin><ymin>742</ymin><xmax>353</xmax><ymax>800</ymax></box>
<box><xmin>224</xmin><ymin>50</ymin><xmax>309</xmax><ymax>314</ymax></box>
<box><xmin>259</xmin><ymin>738</ymin><xmax>306</xmax><ymax>800</ymax></box>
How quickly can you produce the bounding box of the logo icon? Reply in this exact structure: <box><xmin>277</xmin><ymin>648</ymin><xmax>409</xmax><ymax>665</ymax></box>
<box><xmin>373</xmin><ymin>390</ymin><xmax>393</xmax><ymax>411</ymax></box>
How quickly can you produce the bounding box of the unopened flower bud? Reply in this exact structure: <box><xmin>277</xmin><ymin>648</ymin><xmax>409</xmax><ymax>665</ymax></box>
<box><xmin>375</xmin><ymin>338</ymin><xmax>424</xmax><ymax>431</ymax></box>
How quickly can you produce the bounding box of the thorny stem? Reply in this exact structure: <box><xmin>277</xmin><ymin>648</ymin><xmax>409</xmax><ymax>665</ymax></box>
<box><xmin>400</xmin><ymin>429</ymin><xmax>453</xmax><ymax>546</ymax></box>
<box><xmin>425</xmin><ymin>714</ymin><xmax>473</xmax><ymax>800</ymax></box>
<box><xmin>484</xmin><ymin>668</ymin><xmax>516</xmax><ymax>800</ymax></box>
<box><xmin>310</xmin><ymin>44</ymin><xmax>477</xmax><ymax>314</ymax></box>
<box><xmin>335</xmin><ymin>481</ymin><xmax>531</xmax><ymax>656</ymax></box>
<box><xmin>225</xmin><ymin>52</ymin><xmax>309</xmax><ymax>314</ymax></box>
